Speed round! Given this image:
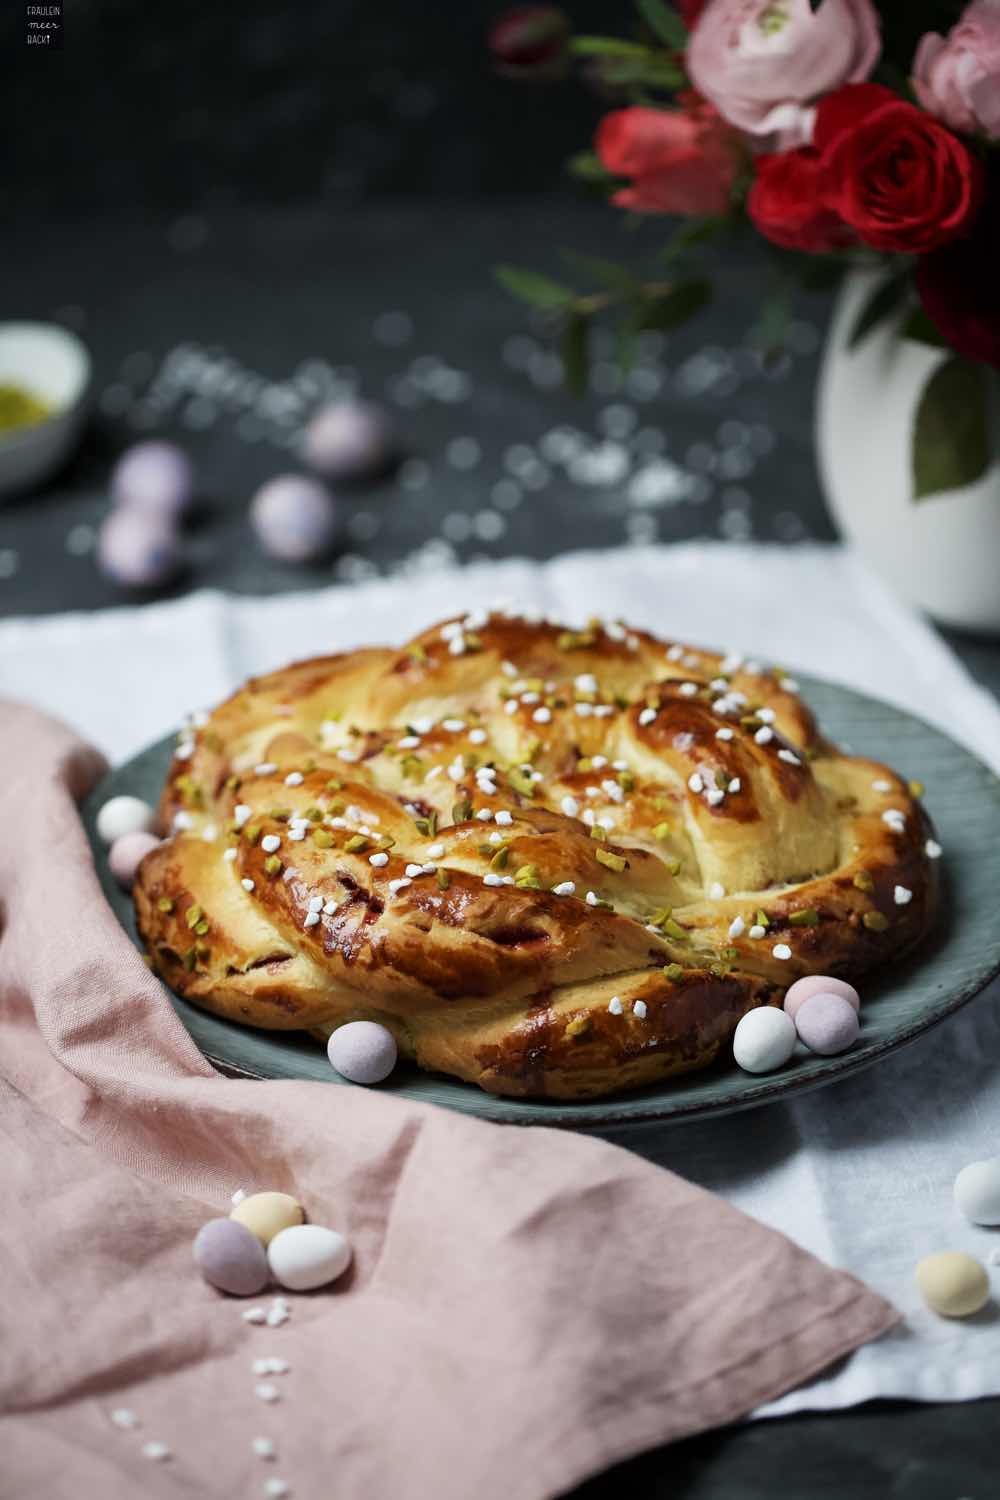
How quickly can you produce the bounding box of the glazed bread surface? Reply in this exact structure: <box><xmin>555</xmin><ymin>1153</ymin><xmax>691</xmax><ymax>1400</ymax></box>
<box><xmin>133</xmin><ymin>608</ymin><xmax>939</xmax><ymax>1098</ymax></box>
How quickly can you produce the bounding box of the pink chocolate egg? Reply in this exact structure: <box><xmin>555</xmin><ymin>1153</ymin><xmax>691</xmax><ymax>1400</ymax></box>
<box><xmin>783</xmin><ymin>974</ymin><xmax>860</xmax><ymax>1020</ymax></box>
<box><xmin>97</xmin><ymin>509</ymin><xmax>181</xmax><ymax>589</ymax></box>
<box><xmin>250</xmin><ymin>475</ymin><xmax>338</xmax><ymax>562</ymax></box>
<box><xmin>112</xmin><ymin>441</ymin><xmax>194</xmax><ymax>521</ymax></box>
<box><xmin>302</xmin><ymin>400</ymin><xmax>395</xmax><ymax>482</ymax></box>
<box><xmin>794</xmin><ymin>992</ymin><xmax>860</xmax><ymax>1056</ymax></box>
<box><xmin>193</xmin><ymin>1218</ymin><xmax>270</xmax><ymax>1297</ymax></box>
<box><xmin>108</xmin><ymin>831</ymin><xmax>161</xmax><ymax>889</ymax></box>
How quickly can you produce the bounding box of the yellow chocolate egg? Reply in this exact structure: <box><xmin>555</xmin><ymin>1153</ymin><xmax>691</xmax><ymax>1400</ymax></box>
<box><xmin>915</xmin><ymin>1251</ymin><xmax>990</xmax><ymax>1318</ymax></box>
<box><xmin>230</xmin><ymin>1191</ymin><xmax>304</xmax><ymax>1247</ymax></box>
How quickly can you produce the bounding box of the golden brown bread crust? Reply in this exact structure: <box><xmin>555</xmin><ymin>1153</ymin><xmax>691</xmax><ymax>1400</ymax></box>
<box><xmin>133</xmin><ymin>609</ymin><xmax>939</xmax><ymax>1098</ymax></box>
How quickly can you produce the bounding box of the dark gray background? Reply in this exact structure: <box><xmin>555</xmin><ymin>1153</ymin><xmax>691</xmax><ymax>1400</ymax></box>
<box><xmin>4</xmin><ymin>2</ymin><xmax>999</xmax><ymax>1493</ymax></box>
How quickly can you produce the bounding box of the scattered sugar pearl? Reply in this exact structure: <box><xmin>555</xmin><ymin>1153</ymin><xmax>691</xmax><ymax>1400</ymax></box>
<box><xmin>915</xmin><ymin>1252</ymin><xmax>990</xmax><ymax>1318</ymax></box>
<box><xmin>255</xmin><ymin>763</ymin><xmax>278</xmax><ymax>776</ymax></box>
<box><xmin>783</xmin><ymin>975</ymin><xmax>859</xmax><ymax>1020</ymax></box>
<box><xmin>369</xmin><ymin>851</ymin><xmax>389</xmax><ymax>867</ymax></box>
<box><xmin>926</xmin><ymin>839</ymin><xmax>943</xmax><ymax>859</ymax></box>
<box><xmin>872</xmin><ymin>778</ymin><xmax>892</xmax><ymax>792</ymax></box>
<box><xmin>754</xmin><ymin>726</ymin><xmax>774</xmax><ymax>746</ymax></box>
<box><xmin>328</xmin><ymin>1020</ymin><xmax>397</xmax><ymax>1084</ymax></box>
<box><xmin>284</xmin><ymin>771</ymin><xmax>303</xmax><ymax>787</ymax></box>
<box><xmin>708</xmin><ymin>882</ymin><xmax>725</xmax><ymax>901</ymax></box>
<box><xmin>728</xmin><ymin>777</ymin><xmax>742</xmax><ymax>794</ymax></box>
<box><xmin>954</xmin><ymin>1160</ymin><xmax>1000</xmax><ymax>1225</ymax></box>
<box><xmin>265</xmin><ymin>1305</ymin><xmax>290</xmax><ymax>1328</ymax></box>
<box><xmin>255</xmin><ymin>1384</ymin><xmax>281</xmax><ymax>1403</ymax></box>
<box><xmin>794</xmin><ymin>992</ymin><xmax>859</xmax><ymax>1055</ymax></box>
<box><xmin>232</xmin><ymin>1187</ymin><xmax>248</xmax><ymax>1205</ymax></box>
<box><xmin>608</xmin><ymin>996</ymin><xmax>623</xmax><ymax>1015</ymax></box>
<box><xmin>728</xmin><ymin>916</ymin><xmax>745</xmax><ymax>939</ymax></box>
<box><xmin>633</xmin><ymin>1000</ymin><xmax>648</xmax><ymax>1020</ymax></box>
<box><xmin>495</xmin><ymin>810</ymin><xmax>513</xmax><ymax>826</ymax></box>
<box><xmin>749</xmin><ymin>924</ymin><xmax>766</xmax><ymax>940</ymax></box>
<box><xmin>687</xmin><ymin>773</ymin><xmax>704</xmax><ymax>794</ymax></box>
<box><xmin>778</xmin><ymin>749</ymin><xmax>801</xmax><ymax>766</ymax></box>
<box><xmin>261</xmin><ymin>834</ymin><xmax>281</xmax><ymax>854</ymax></box>
<box><xmin>251</xmin><ymin>476</ymin><xmax>338</xmax><ymax>563</ymax></box>
<box><xmin>242</xmin><ymin>1306</ymin><xmax>267</xmax><ymax>1324</ymax></box>
<box><xmin>264</xmin><ymin>1480</ymin><xmax>291</xmax><ymax>1499</ymax></box>
<box><xmin>552</xmin><ymin>881</ymin><xmax>575</xmax><ymax>896</ymax></box>
<box><xmin>733</xmin><ymin>1007</ymin><xmax>796</xmax><ymax>1074</ymax></box>
<box><xmin>253</xmin><ymin>1437</ymin><xmax>277</xmax><ymax>1460</ymax></box>
<box><xmin>585</xmin><ymin>891</ymin><xmax>599</xmax><ymax>906</ymax></box>
<box><xmin>96</xmin><ymin>795</ymin><xmax>157</xmax><ymax>845</ymax></box>
<box><xmin>109</xmin><ymin>831</ymin><xmax>160</xmax><ymax>889</ymax></box>
<box><xmin>894</xmin><ymin>885</ymin><xmax>913</xmax><ymax>905</ymax></box>
<box><xmin>303</xmin><ymin>912</ymin><xmax>320</xmax><ymax>928</ymax></box>
<box><xmin>638</xmin><ymin>708</ymin><xmax>657</xmax><ymax>727</ymax></box>
<box><xmin>110</xmin><ymin>1408</ymin><xmax>140</xmax><ymax>1429</ymax></box>
<box><xmin>679</xmin><ymin>683</ymin><xmax>698</xmax><ymax>697</ymax></box>
<box><xmin>772</xmin><ymin>943</ymin><xmax>792</xmax><ymax>961</ymax></box>
<box><xmin>560</xmin><ymin>795</ymin><xmax>580</xmax><ymax>817</ymax></box>
<box><xmin>142</xmin><ymin>1442</ymin><xmax>171</xmax><ymax>1462</ymax></box>
<box><xmin>469</xmin><ymin>728</ymin><xmax>488</xmax><ymax>744</ymax></box>
<box><xmin>426</xmin><ymin>842</ymin><xmax>445</xmax><ymax>858</ymax></box>
<box><xmin>242</xmin><ymin>878</ymin><xmax>256</xmax><ymax>891</ymax></box>
<box><xmin>716</xmin><ymin>728</ymin><xmax>734</xmax><ymax>741</ymax></box>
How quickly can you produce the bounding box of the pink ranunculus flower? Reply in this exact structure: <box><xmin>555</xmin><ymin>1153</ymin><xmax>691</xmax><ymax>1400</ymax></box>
<box><xmin>913</xmin><ymin>0</ymin><xmax>1000</xmax><ymax>140</ymax></box>
<box><xmin>687</xmin><ymin>0</ymin><xmax>881</xmax><ymax>146</ymax></box>
<box><xmin>595</xmin><ymin>101</ymin><xmax>739</xmax><ymax>216</ymax></box>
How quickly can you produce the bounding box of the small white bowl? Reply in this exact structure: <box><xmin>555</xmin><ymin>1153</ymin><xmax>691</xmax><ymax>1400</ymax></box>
<box><xmin>0</xmin><ymin>322</ymin><xmax>93</xmax><ymax>501</ymax></box>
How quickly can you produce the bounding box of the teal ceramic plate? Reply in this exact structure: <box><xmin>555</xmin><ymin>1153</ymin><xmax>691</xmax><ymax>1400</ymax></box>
<box><xmin>82</xmin><ymin>674</ymin><xmax>1000</xmax><ymax>1127</ymax></box>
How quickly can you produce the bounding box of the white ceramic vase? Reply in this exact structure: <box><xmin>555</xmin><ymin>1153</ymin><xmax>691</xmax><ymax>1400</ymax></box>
<box><xmin>816</xmin><ymin>267</ymin><xmax>1000</xmax><ymax>634</ymax></box>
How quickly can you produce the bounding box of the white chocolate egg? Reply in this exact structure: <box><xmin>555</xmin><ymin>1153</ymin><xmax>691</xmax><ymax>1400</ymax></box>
<box><xmin>954</xmin><ymin>1159</ymin><xmax>1000</xmax><ymax>1226</ymax></box>
<box><xmin>733</xmin><ymin>1006</ymin><xmax>796</xmax><ymax>1075</ymax></box>
<box><xmin>96</xmin><ymin>794</ymin><xmax>157</xmax><ymax>845</ymax></box>
<box><xmin>915</xmin><ymin>1251</ymin><xmax>990</xmax><ymax>1317</ymax></box>
<box><xmin>230</xmin><ymin>1191</ymin><xmax>304</xmax><ymax>1247</ymax></box>
<box><xmin>267</xmin><ymin>1224</ymin><xmax>352</xmax><ymax>1291</ymax></box>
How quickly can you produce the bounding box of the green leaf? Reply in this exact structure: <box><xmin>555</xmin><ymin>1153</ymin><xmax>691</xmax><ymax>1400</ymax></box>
<box><xmin>901</xmin><ymin>307</ymin><xmax>948</xmax><ymax>350</ymax></box>
<box><xmin>636</xmin><ymin>278</ymin><xmax>712</xmax><ymax>332</ymax></box>
<box><xmin>751</xmin><ymin>286</ymin><xmax>792</xmax><ymax>358</ymax></box>
<box><xmin>796</xmin><ymin>256</ymin><xmax>846</xmax><ymax>293</ymax></box>
<box><xmin>847</xmin><ymin>271</ymin><xmax>910</xmax><ymax>351</ymax></box>
<box><xmin>570</xmin><ymin>36</ymin><xmax>651</xmax><ymax>58</ymax></box>
<box><xmin>561</xmin><ymin>310</ymin><xmax>591</xmax><ymax>398</ymax></box>
<box><xmin>495</xmin><ymin>265</ymin><xmax>575</xmax><ymax>311</ymax></box>
<box><xmin>659</xmin><ymin>217</ymin><xmax>727</xmax><ymax>264</ymax></box>
<box><xmin>596</xmin><ymin>57</ymin><xmax>685</xmax><ymax>88</ymax></box>
<box><xmin>559</xmin><ymin>250</ymin><xmax>638</xmax><ymax>292</ymax></box>
<box><xmin>566</xmin><ymin>150</ymin><xmax>616</xmax><ymax>185</ymax></box>
<box><xmin>635</xmin><ymin>0</ymin><xmax>688</xmax><ymax>49</ymax></box>
<box><xmin>912</xmin><ymin>357</ymin><xmax>992</xmax><ymax>502</ymax></box>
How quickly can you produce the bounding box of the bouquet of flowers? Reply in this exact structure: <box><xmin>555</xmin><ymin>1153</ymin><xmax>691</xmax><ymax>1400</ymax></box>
<box><xmin>491</xmin><ymin>1</ymin><xmax>1000</xmax><ymax>499</ymax></box>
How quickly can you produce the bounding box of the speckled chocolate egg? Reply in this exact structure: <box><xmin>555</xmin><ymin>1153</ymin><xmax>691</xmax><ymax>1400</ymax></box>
<box><xmin>250</xmin><ymin>475</ymin><xmax>338</xmax><ymax>562</ymax></box>
<box><xmin>915</xmin><ymin>1251</ymin><xmax>990</xmax><ymax>1317</ymax></box>
<box><xmin>783</xmin><ymin>974</ymin><xmax>860</xmax><ymax>1020</ymax></box>
<box><xmin>954</xmin><ymin>1159</ymin><xmax>1000</xmax><ymax>1226</ymax></box>
<box><xmin>302</xmin><ymin>400</ymin><xmax>395</xmax><ymax>482</ymax></box>
<box><xmin>96</xmin><ymin>794</ymin><xmax>157</xmax><ymax>845</ymax></box>
<box><xmin>193</xmin><ymin>1217</ymin><xmax>270</xmax><ymax>1296</ymax></box>
<box><xmin>230</xmin><ymin>1191</ymin><xmax>305</xmax><ymax>1247</ymax></box>
<box><xmin>327</xmin><ymin>1020</ymin><xmax>398</xmax><ymax>1085</ymax></box>
<box><xmin>732</xmin><ymin>1006</ymin><xmax>796</xmax><ymax>1075</ymax></box>
<box><xmin>794</xmin><ymin>992</ymin><xmax>860</xmax><ymax>1056</ymax></box>
<box><xmin>112</xmin><ymin>441</ymin><xmax>194</xmax><ymax>521</ymax></box>
<box><xmin>267</xmin><ymin>1224</ymin><xmax>352</xmax><ymax>1291</ymax></box>
<box><xmin>97</xmin><ymin>508</ymin><xmax>181</xmax><ymax>589</ymax></box>
<box><xmin>109</xmin><ymin>830</ymin><xmax>160</xmax><ymax>888</ymax></box>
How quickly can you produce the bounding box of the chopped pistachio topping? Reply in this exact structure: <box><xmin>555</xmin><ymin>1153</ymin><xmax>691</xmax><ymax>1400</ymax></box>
<box><xmin>489</xmin><ymin>846</ymin><xmax>510</xmax><ymax>871</ymax></box>
<box><xmin>184</xmin><ymin>904</ymin><xmax>203</xmax><ymax>930</ymax></box>
<box><xmin>401</xmin><ymin>755</ymin><xmax>425</xmax><ymax>779</ymax></box>
<box><xmin>595</xmin><ymin>848</ymin><xmax>628</xmax><ymax>872</ymax></box>
<box><xmin>264</xmin><ymin>855</ymin><xmax>283</xmax><ymax>876</ymax></box>
<box><xmin>662</xmin><ymin>917</ymin><xmax>688</xmax><ymax>941</ymax></box>
<box><xmin>863</xmin><ymin>910</ymin><xmax>889</xmax><ymax>931</ymax></box>
<box><xmin>755</xmin><ymin>909</ymin><xmax>770</xmax><ymax>929</ymax></box>
<box><xmin>852</xmin><ymin>870</ymin><xmax>874</xmax><ymax>892</ymax></box>
<box><xmin>183</xmin><ymin>947</ymin><xmax>197</xmax><ymax>971</ymax></box>
<box><xmin>313</xmin><ymin>829</ymin><xmax>334</xmax><ymax>849</ymax></box>
<box><xmin>452</xmin><ymin>798</ymin><xmax>472</xmax><ymax>824</ymax></box>
<box><xmin>908</xmin><ymin>779</ymin><xmax>925</xmax><ymax>799</ymax></box>
<box><xmin>325</xmin><ymin>778</ymin><xmax>343</xmax><ymax>791</ymax></box>
<box><xmin>590</xmin><ymin>824</ymin><xmax>608</xmax><ymax>842</ymax></box>
<box><xmin>663</xmin><ymin>963</ymin><xmax>684</xmax><ymax>982</ymax></box>
<box><xmin>344</xmin><ymin>834</ymin><xmax>370</xmax><ymax>853</ymax></box>
<box><xmin>194</xmin><ymin>920</ymin><xmax>209</xmax><ymax>936</ymax></box>
<box><xmin>565</xmin><ymin>1015</ymin><xmax>591</xmax><ymax>1038</ymax></box>
<box><xmin>652</xmin><ymin>822</ymin><xmax>672</xmax><ymax>842</ymax></box>
<box><xmin>436</xmin><ymin>869</ymin><xmax>450</xmax><ymax>890</ymax></box>
<box><xmin>507</xmin><ymin>768</ymin><xmax>537</xmax><ymax>799</ymax></box>
<box><xmin>788</xmin><ymin>908</ymin><xmax>819</xmax><ymax>927</ymax></box>
<box><xmin>415</xmin><ymin>812</ymin><xmax>438</xmax><ymax>837</ymax></box>
<box><xmin>244</xmin><ymin>824</ymin><xmax>261</xmax><ymax>845</ymax></box>
<box><xmin>156</xmin><ymin>897</ymin><xmax>174</xmax><ymax>913</ymax></box>
<box><xmin>618</xmin><ymin>771</ymin><xmax>635</xmax><ymax>793</ymax></box>
<box><xmin>303</xmin><ymin>805</ymin><xmax>323</xmax><ymax>822</ymax></box>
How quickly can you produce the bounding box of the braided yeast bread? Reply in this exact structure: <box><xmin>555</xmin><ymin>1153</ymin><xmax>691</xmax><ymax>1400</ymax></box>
<box><xmin>133</xmin><ymin>609</ymin><xmax>938</xmax><ymax>1098</ymax></box>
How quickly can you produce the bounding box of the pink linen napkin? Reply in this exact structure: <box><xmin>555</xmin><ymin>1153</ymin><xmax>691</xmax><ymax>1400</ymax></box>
<box><xmin>0</xmin><ymin>701</ymin><xmax>898</xmax><ymax>1499</ymax></box>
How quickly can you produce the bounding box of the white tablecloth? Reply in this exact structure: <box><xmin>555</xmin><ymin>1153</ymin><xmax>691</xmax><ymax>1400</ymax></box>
<box><xmin>3</xmin><ymin>540</ymin><xmax>1000</xmax><ymax>1417</ymax></box>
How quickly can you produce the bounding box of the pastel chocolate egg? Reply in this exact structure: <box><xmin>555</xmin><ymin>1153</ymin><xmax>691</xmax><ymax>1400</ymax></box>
<box><xmin>112</xmin><ymin>441</ymin><xmax>194</xmax><ymax>521</ymax></box>
<box><xmin>793</xmin><ymin>992</ymin><xmax>860</xmax><ymax>1056</ymax></box>
<box><xmin>109</xmin><ymin>830</ymin><xmax>160</xmax><ymax>888</ymax></box>
<box><xmin>230</xmin><ymin>1191</ymin><xmax>305</xmax><ymax>1247</ymax></box>
<box><xmin>732</xmin><ymin>1006</ymin><xmax>796</xmax><ymax>1075</ymax></box>
<box><xmin>97</xmin><ymin>509</ymin><xmax>181</xmax><ymax>589</ymax></box>
<box><xmin>267</xmin><ymin>1224</ymin><xmax>352</xmax><ymax>1292</ymax></box>
<box><xmin>193</xmin><ymin>1218</ymin><xmax>270</xmax><ymax>1296</ymax></box>
<box><xmin>783</xmin><ymin>974</ymin><xmax>860</xmax><ymax>1020</ymax></box>
<box><xmin>302</xmin><ymin>400</ymin><xmax>395</xmax><ymax>482</ymax></box>
<box><xmin>96</xmin><ymin>794</ymin><xmax>157</xmax><ymax>845</ymax></box>
<box><xmin>915</xmin><ymin>1251</ymin><xmax>990</xmax><ymax>1317</ymax></box>
<box><xmin>954</xmin><ymin>1159</ymin><xmax>1000</xmax><ymax>1226</ymax></box>
<box><xmin>250</xmin><ymin>475</ymin><xmax>338</xmax><ymax>562</ymax></box>
<box><xmin>327</xmin><ymin>1020</ymin><xmax>398</xmax><ymax>1085</ymax></box>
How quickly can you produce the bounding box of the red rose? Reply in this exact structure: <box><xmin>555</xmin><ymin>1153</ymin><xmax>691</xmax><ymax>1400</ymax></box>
<box><xmin>677</xmin><ymin>0</ymin><xmax>707</xmax><ymax>27</ymax></box>
<box><xmin>595</xmin><ymin>100</ymin><xmax>738</xmax><ymax>217</ymax></box>
<box><xmin>748</xmin><ymin>150</ymin><xmax>856</xmax><ymax>253</ymax></box>
<box><xmin>917</xmin><ymin>180</ymin><xmax>1000</xmax><ymax>366</ymax></box>
<box><xmin>815</xmin><ymin>83</ymin><xmax>984</xmax><ymax>254</ymax></box>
